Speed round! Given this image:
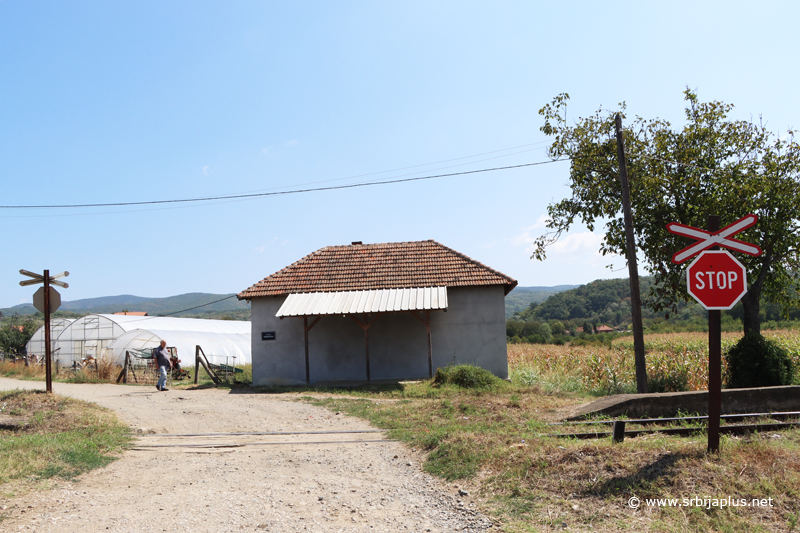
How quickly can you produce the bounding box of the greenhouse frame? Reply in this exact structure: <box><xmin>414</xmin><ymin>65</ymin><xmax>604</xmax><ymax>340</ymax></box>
<box><xmin>25</xmin><ymin>319</ymin><xmax>75</xmax><ymax>360</ymax></box>
<box><xmin>52</xmin><ymin>314</ymin><xmax>251</xmax><ymax>367</ymax></box>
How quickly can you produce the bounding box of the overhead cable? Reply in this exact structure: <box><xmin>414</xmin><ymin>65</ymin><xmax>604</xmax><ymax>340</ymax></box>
<box><xmin>0</xmin><ymin>159</ymin><xmax>567</xmax><ymax>210</ymax></box>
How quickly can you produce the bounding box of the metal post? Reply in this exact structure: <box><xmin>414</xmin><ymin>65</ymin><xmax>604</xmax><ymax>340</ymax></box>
<box><xmin>615</xmin><ymin>114</ymin><xmax>648</xmax><ymax>393</ymax></box>
<box><xmin>43</xmin><ymin>270</ymin><xmax>53</xmax><ymax>394</ymax></box>
<box><xmin>708</xmin><ymin>215</ymin><xmax>722</xmax><ymax>452</ymax></box>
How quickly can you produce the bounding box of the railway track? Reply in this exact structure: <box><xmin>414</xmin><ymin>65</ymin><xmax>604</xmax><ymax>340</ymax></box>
<box><xmin>547</xmin><ymin>411</ymin><xmax>800</xmax><ymax>441</ymax></box>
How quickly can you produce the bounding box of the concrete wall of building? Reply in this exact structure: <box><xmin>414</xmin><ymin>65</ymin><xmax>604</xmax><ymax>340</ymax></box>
<box><xmin>429</xmin><ymin>285</ymin><xmax>509</xmax><ymax>379</ymax></box>
<box><xmin>248</xmin><ymin>285</ymin><xmax>509</xmax><ymax>386</ymax></box>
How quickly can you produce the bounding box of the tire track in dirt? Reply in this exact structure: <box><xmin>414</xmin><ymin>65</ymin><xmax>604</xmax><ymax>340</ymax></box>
<box><xmin>0</xmin><ymin>378</ymin><xmax>495</xmax><ymax>532</ymax></box>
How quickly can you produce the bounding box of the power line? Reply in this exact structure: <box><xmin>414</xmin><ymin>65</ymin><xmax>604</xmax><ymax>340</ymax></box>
<box><xmin>1</xmin><ymin>159</ymin><xmax>567</xmax><ymax>210</ymax></box>
<box><xmin>159</xmin><ymin>295</ymin><xmax>238</xmax><ymax>317</ymax></box>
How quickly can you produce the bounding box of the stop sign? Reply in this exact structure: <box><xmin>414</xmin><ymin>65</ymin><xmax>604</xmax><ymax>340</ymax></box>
<box><xmin>687</xmin><ymin>250</ymin><xmax>748</xmax><ymax>310</ymax></box>
<box><xmin>33</xmin><ymin>286</ymin><xmax>61</xmax><ymax>314</ymax></box>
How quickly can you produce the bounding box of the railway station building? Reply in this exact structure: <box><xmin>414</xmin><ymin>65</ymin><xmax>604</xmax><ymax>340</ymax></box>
<box><xmin>238</xmin><ymin>240</ymin><xmax>517</xmax><ymax>386</ymax></box>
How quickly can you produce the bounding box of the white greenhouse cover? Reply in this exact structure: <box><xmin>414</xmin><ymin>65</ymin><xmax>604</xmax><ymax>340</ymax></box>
<box><xmin>25</xmin><ymin>319</ymin><xmax>75</xmax><ymax>358</ymax></box>
<box><xmin>52</xmin><ymin>314</ymin><xmax>250</xmax><ymax>366</ymax></box>
<box><xmin>106</xmin><ymin>328</ymin><xmax>250</xmax><ymax>366</ymax></box>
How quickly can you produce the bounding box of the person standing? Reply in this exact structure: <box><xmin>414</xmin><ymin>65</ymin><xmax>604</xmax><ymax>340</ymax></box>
<box><xmin>153</xmin><ymin>339</ymin><xmax>172</xmax><ymax>392</ymax></box>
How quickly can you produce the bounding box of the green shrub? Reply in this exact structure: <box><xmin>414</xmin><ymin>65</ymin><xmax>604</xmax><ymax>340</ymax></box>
<box><xmin>648</xmin><ymin>369</ymin><xmax>689</xmax><ymax>393</ymax></box>
<box><xmin>725</xmin><ymin>331</ymin><xmax>795</xmax><ymax>388</ymax></box>
<box><xmin>433</xmin><ymin>364</ymin><xmax>502</xmax><ymax>390</ymax></box>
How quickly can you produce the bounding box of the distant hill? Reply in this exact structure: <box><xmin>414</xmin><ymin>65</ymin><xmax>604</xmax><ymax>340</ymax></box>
<box><xmin>1</xmin><ymin>293</ymin><xmax>250</xmax><ymax>319</ymax></box>
<box><xmin>4</xmin><ymin>286</ymin><xmax>582</xmax><ymax>322</ymax></box>
<box><xmin>505</xmin><ymin>285</ymin><xmax>578</xmax><ymax>318</ymax></box>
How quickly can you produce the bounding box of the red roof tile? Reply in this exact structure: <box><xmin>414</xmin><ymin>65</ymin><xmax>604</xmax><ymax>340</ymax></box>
<box><xmin>238</xmin><ymin>240</ymin><xmax>517</xmax><ymax>299</ymax></box>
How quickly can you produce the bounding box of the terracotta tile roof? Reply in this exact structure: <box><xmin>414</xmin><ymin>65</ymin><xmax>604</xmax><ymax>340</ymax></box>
<box><xmin>238</xmin><ymin>240</ymin><xmax>517</xmax><ymax>299</ymax></box>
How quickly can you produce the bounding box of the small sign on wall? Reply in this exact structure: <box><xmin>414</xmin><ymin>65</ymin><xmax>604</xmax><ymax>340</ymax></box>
<box><xmin>262</xmin><ymin>331</ymin><xmax>276</xmax><ymax>341</ymax></box>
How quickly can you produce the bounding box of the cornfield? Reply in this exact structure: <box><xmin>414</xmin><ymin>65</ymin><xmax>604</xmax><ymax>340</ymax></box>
<box><xmin>507</xmin><ymin>330</ymin><xmax>800</xmax><ymax>395</ymax></box>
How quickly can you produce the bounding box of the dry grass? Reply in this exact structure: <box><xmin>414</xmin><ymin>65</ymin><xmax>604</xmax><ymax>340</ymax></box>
<box><xmin>311</xmin><ymin>378</ymin><xmax>800</xmax><ymax>532</ymax></box>
<box><xmin>0</xmin><ymin>361</ymin><xmax>48</xmax><ymax>381</ymax></box>
<box><xmin>508</xmin><ymin>329</ymin><xmax>800</xmax><ymax>394</ymax></box>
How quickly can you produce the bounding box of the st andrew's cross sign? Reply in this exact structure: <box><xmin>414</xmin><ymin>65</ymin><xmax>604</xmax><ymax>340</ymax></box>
<box><xmin>666</xmin><ymin>214</ymin><xmax>762</xmax><ymax>311</ymax></box>
<box><xmin>666</xmin><ymin>214</ymin><xmax>762</xmax><ymax>264</ymax></box>
<box><xmin>666</xmin><ymin>214</ymin><xmax>762</xmax><ymax>453</ymax></box>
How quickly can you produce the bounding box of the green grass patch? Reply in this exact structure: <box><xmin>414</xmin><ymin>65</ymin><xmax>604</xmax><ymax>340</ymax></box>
<box><xmin>304</xmin><ymin>377</ymin><xmax>800</xmax><ymax>532</ymax></box>
<box><xmin>0</xmin><ymin>389</ymin><xmax>131</xmax><ymax>489</ymax></box>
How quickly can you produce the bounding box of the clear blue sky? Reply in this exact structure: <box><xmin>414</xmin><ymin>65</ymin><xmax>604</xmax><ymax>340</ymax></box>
<box><xmin>2</xmin><ymin>1</ymin><xmax>799</xmax><ymax>308</ymax></box>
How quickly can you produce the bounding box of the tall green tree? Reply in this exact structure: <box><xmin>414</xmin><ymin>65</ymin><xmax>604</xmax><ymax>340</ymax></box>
<box><xmin>0</xmin><ymin>320</ymin><xmax>39</xmax><ymax>356</ymax></box>
<box><xmin>534</xmin><ymin>90</ymin><xmax>800</xmax><ymax>334</ymax></box>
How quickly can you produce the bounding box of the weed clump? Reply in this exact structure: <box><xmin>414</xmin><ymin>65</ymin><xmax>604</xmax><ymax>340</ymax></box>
<box><xmin>433</xmin><ymin>364</ymin><xmax>502</xmax><ymax>390</ymax></box>
<box><xmin>648</xmin><ymin>368</ymin><xmax>690</xmax><ymax>393</ymax></box>
<box><xmin>725</xmin><ymin>331</ymin><xmax>795</xmax><ymax>388</ymax></box>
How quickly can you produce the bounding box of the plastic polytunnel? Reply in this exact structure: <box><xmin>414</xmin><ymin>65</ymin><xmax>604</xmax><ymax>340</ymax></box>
<box><xmin>52</xmin><ymin>314</ymin><xmax>251</xmax><ymax>367</ymax></box>
<box><xmin>106</xmin><ymin>328</ymin><xmax>250</xmax><ymax>367</ymax></box>
<box><xmin>25</xmin><ymin>319</ymin><xmax>75</xmax><ymax>359</ymax></box>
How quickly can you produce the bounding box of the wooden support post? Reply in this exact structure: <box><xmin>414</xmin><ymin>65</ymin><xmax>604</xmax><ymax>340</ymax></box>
<box><xmin>116</xmin><ymin>351</ymin><xmax>130</xmax><ymax>384</ymax></box>
<box><xmin>43</xmin><ymin>270</ymin><xmax>53</xmax><ymax>394</ymax></box>
<box><xmin>409</xmin><ymin>310</ymin><xmax>434</xmax><ymax>378</ymax></box>
<box><xmin>194</xmin><ymin>345</ymin><xmax>201</xmax><ymax>385</ymax></box>
<box><xmin>612</xmin><ymin>420</ymin><xmax>626</xmax><ymax>443</ymax></box>
<box><xmin>303</xmin><ymin>316</ymin><xmax>321</xmax><ymax>385</ymax></box>
<box><xmin>364</xmin><ymin>324</ymin><xmax>370</xmax><ymax>382</ymax></box>
<box><xmin>304</xmin><ymin>317</ymin><xmax>310</xmax><ymax>384</ymax></box>
<box><xmin>425</xmin><ymin>310</ymin><xmax>432</xmax><ymax>378</ymax></box>
<box><xmin>350</xmin><ymin>314</ymin><xmax>379</xmax><ymax>382</ymax></box>
<box><xmin>708</xmin><ymin>215</ymin><xmax>722</xmax><ymax>453</ymax></box>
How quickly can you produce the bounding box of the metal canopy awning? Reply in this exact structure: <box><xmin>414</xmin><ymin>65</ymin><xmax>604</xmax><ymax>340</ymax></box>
<box><xmin>276</xmin><ymin>287</ymin><xmax>448</xmax><ymax>317</ymax></box>
<box><xmin>276</xmin><ymin>287</ymin><xmax>448</xmax><ymax>384</ymax></box>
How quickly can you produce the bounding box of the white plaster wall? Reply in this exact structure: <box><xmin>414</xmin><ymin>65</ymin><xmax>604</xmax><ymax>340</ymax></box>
<box><xmin>249</xmin><ymin>295</ymin><xmax>305</xmax><ymax>386</ymax></box>
<box><xmin>429</xmin><ymin>286</ymin><xmax>509</xmax><ymax>379</ymax></box>
<box><xmin>249</xmin><ymin>285</ymin><xmax>508</xmax><ymax>386</ymax></box>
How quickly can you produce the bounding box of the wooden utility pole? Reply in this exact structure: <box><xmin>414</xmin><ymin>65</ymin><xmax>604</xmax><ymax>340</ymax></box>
<box><xmin>615</xmin><ymin>114</ymin><xmax>648</xmax><ymax>393</ymax></box>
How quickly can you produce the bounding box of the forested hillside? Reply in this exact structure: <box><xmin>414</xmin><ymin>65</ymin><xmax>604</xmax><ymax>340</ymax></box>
<box><xmin>507</xmin><ymin>277</ymin><xmax>800</xmax><ymax>345</ymax></box>
<box><xmin>504</xmin><ymin>285</ymin><xmax>577</xmax><ymax>317</ymax></box>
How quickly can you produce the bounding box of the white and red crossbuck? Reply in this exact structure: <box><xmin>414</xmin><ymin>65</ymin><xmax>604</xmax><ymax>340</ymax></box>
<box><xmin>666</xmin><ymin>214</ymin><xmax>762</xmax><ymax>265</ymax></box>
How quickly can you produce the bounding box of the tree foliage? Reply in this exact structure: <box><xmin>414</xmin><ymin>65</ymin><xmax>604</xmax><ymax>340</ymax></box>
<box><xmin>534</xmin><ymin>90</ymin><xmax>800</xmax><ymax>334</ymax></box>
<box><xmin>0</xmin><ymin>320</ymin><xmax>39</xmax><ymax>356</ymax></box>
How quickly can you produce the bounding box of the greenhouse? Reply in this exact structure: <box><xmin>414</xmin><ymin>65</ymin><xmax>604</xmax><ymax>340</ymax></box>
<box><xmin>52</xmin><ymin>314</ymin><xmax>251</xmax><ymax>367</ymax></box>
<box><xmin>25</xmin><ymin>319</ymin><xmax>75</xmax><ymax>359</ymax></box>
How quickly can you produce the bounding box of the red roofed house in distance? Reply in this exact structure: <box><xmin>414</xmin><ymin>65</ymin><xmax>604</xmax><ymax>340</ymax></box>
<box><xmin>237</xmin><ymin>240</ymin><xmax>517</xmax><ymax>387</ymax></box>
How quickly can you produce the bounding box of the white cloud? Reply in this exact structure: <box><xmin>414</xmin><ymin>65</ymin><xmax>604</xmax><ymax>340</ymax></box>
<box><xmin>260</xmin><ymin>147</ymin><xmax>272</xmax><ymax>154</ymax></box>
<box><xmin>529</xmin><ymin>214</ymin><xmax>550</xmax><ymax>230</ymax></box>
<box><xmin>509</xmin><ymin>214</ymin><xmax>550</xmax><ymax>247</ymax></box>
<box><xmin>284</xmin><ymin>140</ymin><xmax>298</xmax><ymax>147</ymax></box>
<box><xmin>550</xmin><ymin>232</ymin><xmax>603</xmax><ymax>254</ymax></box>
<box><xmin>202</xmin><ymin>165</ymin><xmax>211</xmax><ymax>175</ymax></box>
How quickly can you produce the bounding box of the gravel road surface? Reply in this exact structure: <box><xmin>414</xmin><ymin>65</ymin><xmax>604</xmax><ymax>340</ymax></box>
<box><xmin>0</xmin><ymin>378</ymin><xmax>495</xmax><ymax>532</ymax></box>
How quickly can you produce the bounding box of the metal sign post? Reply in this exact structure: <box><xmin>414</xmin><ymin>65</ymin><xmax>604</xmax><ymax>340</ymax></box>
<box><xmin>19</xmin><ymin>269</ymin><xmax>69</xmax><ymax>394</ymax></box>
<box><xmin>667</xmin><ymin>215</ymin><xmax>761</xmax><ymax>452</ymax></box>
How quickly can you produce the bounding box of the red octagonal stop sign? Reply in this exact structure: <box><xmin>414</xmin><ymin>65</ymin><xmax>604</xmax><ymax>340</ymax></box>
<box><xmin>687</xmin><ymin>250</ymin><xmax>748</xmax><ymax>310</ymax></box>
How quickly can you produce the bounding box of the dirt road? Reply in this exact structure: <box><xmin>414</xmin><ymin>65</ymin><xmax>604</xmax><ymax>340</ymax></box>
<box><xmin>0</xmin><ymin>378</ymin><xmax>494</xmax><ymax>532</ymax></box>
